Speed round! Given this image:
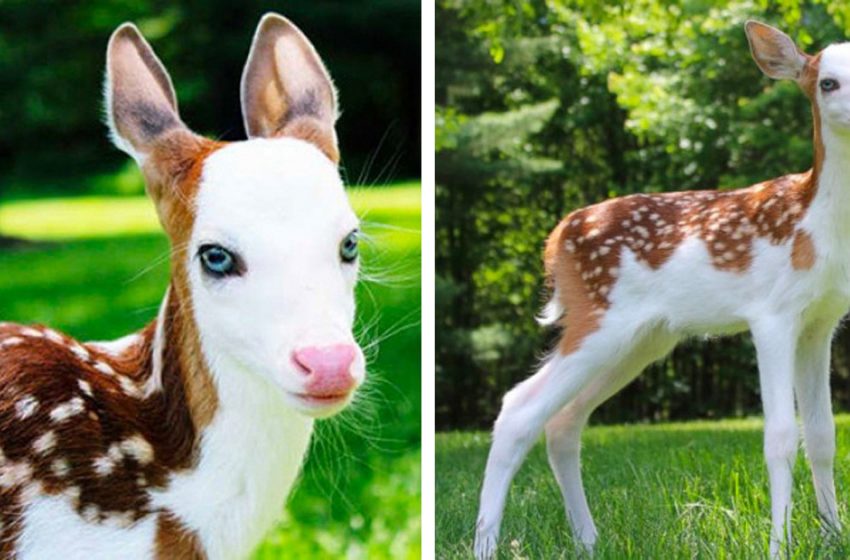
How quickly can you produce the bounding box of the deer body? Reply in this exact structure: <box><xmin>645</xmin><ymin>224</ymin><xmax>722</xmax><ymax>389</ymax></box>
<box><xmin>1</xmin><ymin>14</ymin><xmax>365</xmax><ymax>560</ymax></box>
<box><xmin>475</xmin><ymin>22</ymin><xmax>850</xmax><ymax>559</ymax></box>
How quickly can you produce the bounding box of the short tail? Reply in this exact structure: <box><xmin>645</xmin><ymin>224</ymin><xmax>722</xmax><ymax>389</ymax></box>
<box><xmin>536</xmin><ymin>290</ymin><xmax>564</xmax><ymax>326</ymax></box>
<box><xmin>537</xmin><ymin>218</ymin><xmax>569</xmax><ymax>327</ymax></box>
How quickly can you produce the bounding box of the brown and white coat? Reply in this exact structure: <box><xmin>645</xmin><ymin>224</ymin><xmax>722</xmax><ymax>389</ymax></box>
<box><xmin>476</xmin><ymin>21</ymin><xmax>850</xmax><ymax>560</ymax></box>
<box><xmin>1</xmin><ymin>13</ymin><xmax>366</xmax><ymax>560</ymax></box>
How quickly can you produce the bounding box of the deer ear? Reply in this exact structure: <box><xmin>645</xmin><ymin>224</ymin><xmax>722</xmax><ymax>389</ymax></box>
<box><xmin>240</xmin><ymin>13</ymin><xmax>339</xmax><ymax>163</ymax></box>
<box><xmin>745</xmin><ymin>20</ymin><xmax>809</xmax><ymax>81</ymax></box>
<box><xmin>105</xmin><ymin>23</ymin><xmax>187</xmax><ymax>163</ymax></box>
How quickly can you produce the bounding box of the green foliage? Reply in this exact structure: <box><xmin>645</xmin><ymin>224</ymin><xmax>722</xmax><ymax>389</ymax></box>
<box><xmin>0</xmin><ymin>0</ymin><xmax>420</xmax><ymax>194</ymax></box>
<box><xmin>0</xmin><ymin>183</ymin><xmax>421</xmax><ymax>559</ymax></box>
<box><xmin>436</xmin><ymin>0</ymin><xmax>850</xmax><ymax>429</ymax></box>
<box><xmin>437</xmin><ymin>418</ymin><xmax>850</xmax><ymax>558</ymax></box>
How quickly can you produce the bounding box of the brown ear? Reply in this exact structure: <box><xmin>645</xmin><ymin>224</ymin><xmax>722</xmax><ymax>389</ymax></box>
<box><xmin>745</xmin><ymin>20</ymin><xmax>809</xmax><ymax>80</ymax></box>
<box><xmin>240</xmin><ymin>13</ymin><xmax>339</xmax><ymax>163</ymax></box>
<box><xmin>105</xmin><ymin>23</ymin><xmax>189</xmax><ymax>162</ymax></box>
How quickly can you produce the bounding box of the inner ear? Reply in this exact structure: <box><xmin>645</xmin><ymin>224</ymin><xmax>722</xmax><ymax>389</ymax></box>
<box><xmin>106</xmin><ymin>23</ymin><xmax>185</xmax><ymax>162</ymax></box>
<box><xmin>240</xmin><ymin>13</ymin><xmax>339</xmax><ymax>163</ymax></box>
<box><xmin>745</xmin><ymin>20</ymin><xmax>809</xmax><ymax>81</ymax></box>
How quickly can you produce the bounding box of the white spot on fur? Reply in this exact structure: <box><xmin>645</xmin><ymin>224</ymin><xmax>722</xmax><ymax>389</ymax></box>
<box><xmin>87</xmin><ymin>333</ymin><xmax>142</xmax><ymax>357</ymax></box>
<box><xmin>33</xmin><ymin>431</ymin><xmax>57</xmax><ymax>455</ymax></box>
<box><xmin>93</xmin><ymin>361</ymin><xmax>115</xmax><ymax>376</ymax></box>
<box><xmin>16</xmin><ymin>395</ymin><xmax>39</xmax><ymax>420</ymax></box>
<box><xmin>93</xmin><ymin>455</ymin><xmax>116</xmax><ymax>477</ymax></box>
<box><xmin>50</xmin><ymin>397</ymin><xmax>85</xmax><ymax>423</ymax></box>
<box><xmin>0</xmin><ymin>337</ymin><xmax>24</xmax><ymax>349</ymax></box>
<box><xmin>20</xmin><ymin>327</ymin><xmax>44</xmax><ymax>338</ymax></box>
<box><xmin>51</xmin><ymin>458</ymin><xmax>70</xmax><ymax>478</ymax></box>
<box><xmin>120</xmin><ymin>434</ymin><xmax>154</xmax><ymax>465</ymax></box>
<box><xmin>43</xmin><ymin>329</ymin><xmax>64</xmax><ymax>344</ymax></box>
<box><xmin>78</xmin><ymin>379</ymin><xmax>94</xmax><ymax>397</ymax></box>
<box><xmin>0</xmin><ymin>461</ymin><xmax>33</xmax><ymax>488</ymax></box>
<box><xmin>119</xmin><ymin>376</ymin><xmax>142</xmax><ymax>398</ymax></box>
<box><xmin>70</xmin><ymin>344</ymin><xmax>91</xmax><ymax>362</ymax></box>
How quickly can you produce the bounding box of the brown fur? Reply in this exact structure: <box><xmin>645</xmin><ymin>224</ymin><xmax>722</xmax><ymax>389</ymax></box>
<box><xmin>155</xmin><ymin>512</ymin><xmax>206</xmax><ymax>560</ymax></box>
<box><xmin>0</xmin><ymin>281</ymin><xmax>216</xmax><ymax>536</ymax></box>
<box><xmin>792</xmin><ymin>230</ymin><xmax>816</xmax><ymax>270</ymax></box>
<box><xmin>279</xmin><ymin>117</ymin><xmax>340</xmax><ymax>163</ymax></box>
<box><xmin>546</xmin><ymin>171</ymin><xmax>814</xmax><ymax>310</ymax></box>
<box><xmin>542</xmin><ymin>40</ymin><xmax>827</xmax><ymax>358</ymax></box>
<box><xmin>0</xmin><ymin>131</ymin><xmax>222</xmax><ymax>554</ymax></box>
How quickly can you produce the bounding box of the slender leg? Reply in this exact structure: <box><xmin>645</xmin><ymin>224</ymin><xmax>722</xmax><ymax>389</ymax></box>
<box><xmin>544</xmin><ymin>333</ymin><xmax>676</xmax><ymax>551</ymax></box>
<box><xmin>795</xmin><ymin>321</ymin><xmax>840</xmax><ymax>533</ymax></box>
<box><xmin>546</xmin><ymin>405</ymin><xmax>595</xmax><ymax>550</ymax></box>
<box><xmin>751</xmin><ymin>317</ymin><xmax>800</xmax><ymax>559</ymax></box>
<box><xmin>473</xmin><ymin>322</ymin><xmax>655</xmax><ymax>560</ymax></box>
<box><xmin>473</xmin><ymin>354</ymin><xmax>589</xmax><ymax>560</ymax></box>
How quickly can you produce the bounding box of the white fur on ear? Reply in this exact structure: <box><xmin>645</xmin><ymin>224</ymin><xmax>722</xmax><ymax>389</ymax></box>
<box><xmin>104</xmin><ymin>23</ymin><xmax>182</xmax><ymax>164</ymax></box>
<box><xmin>745</xmin><ymin>20</ymin><xmax>809</xmax><ymax>81</ymax></box>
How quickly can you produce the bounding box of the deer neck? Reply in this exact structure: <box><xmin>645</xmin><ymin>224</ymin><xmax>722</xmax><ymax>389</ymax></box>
<box><xmin>807</xmin><ymin>120</ymin><xmax>850</xmax><ymax>243</ymax></box>
<box><xmin>146</xmin><ymin>284</ymin><xmax>315</xmax><ymax>558</ymax></box>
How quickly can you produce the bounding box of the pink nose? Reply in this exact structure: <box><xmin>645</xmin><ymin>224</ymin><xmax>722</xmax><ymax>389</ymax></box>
<box><xmin>292</xmin><ymin>344</ymin><xmax>358</xmax><ymax>397</ymax></box>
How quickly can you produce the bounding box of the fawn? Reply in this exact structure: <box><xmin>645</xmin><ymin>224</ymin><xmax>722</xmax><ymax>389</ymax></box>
<box><xmin>475</xmin><ymin>20</ymin><xmax>850</xmax><ymax>559</ymax></box>
<box><xmin>0</xmin><ymin>14</ymin><xmax>366</xmax><ymax>559</ymax></box>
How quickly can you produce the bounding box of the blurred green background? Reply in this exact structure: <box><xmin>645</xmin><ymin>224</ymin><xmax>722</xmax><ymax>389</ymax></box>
<box><xmin>436</xmin><ymin>0</ymin><xmax>850</xmax><ymax>429</ymax></box>
<box><xmin>0</xmin><ymin>0</ymin><xmax>420</xmax><ymax>198</ymax></box>
<box><xmin>0</xmin><ymin>1</ymin><xmax>421</xmax><ymax>558</ymax></box>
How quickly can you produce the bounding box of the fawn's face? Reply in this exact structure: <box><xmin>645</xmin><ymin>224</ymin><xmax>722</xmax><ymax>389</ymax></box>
<box><xmin>106</xmin><ymin>15</ymin><xmax>363</xmax><ymax>417</ymax></box>
<box><xmin>190</xmin><ymin>139</ymin><xmax>365</xmax><ymax>416</ymax></box>
<box><xmin>816</xmin><ymin>44</ymin><xmax>850</xmax><ymax>133</ymax></box>
<box><xmin>747</xmin><ymin>21</ymin><xmax>850</xmax><ymax>137</ymax></box>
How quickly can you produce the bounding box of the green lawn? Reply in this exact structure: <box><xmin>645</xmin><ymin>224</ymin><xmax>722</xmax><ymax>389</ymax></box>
<box><xmin>0</xmin><ymin>182</ymin><xmax>421</xmax><ymax>559</ymax></box>
<box><xmin>438</xmin><ymin>417</ymin><xmax>850</xmax><ymax>559</ymax></box>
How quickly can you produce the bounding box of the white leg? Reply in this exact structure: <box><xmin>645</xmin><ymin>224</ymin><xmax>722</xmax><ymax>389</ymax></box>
<box><xmin>751</xmin><ymin>317</ymin><xmax>800</xmax><ymax>559</ymax></box>
<box><xmin>546</xmin><ymin>405</ymin><xmax>596</xmax><ymax>550</ymax></box>
<box><xmin>544</xmin><ymin>332</ymin><xmax>676</xmax><ymax>552</ymax></box>
<box><xmin>474</xmin><ymin>354</ymin><xmax>589</xmax><ymax>560</ymax></box>
<box><xmin>473</xmin><ymin>322</ymin><xmax>656</xmax><ymax>560</ymax></box>
<box><xmin>795</xmin><ymin>321</ymin><xmax>840</xmax><ymax>532</ymax></box>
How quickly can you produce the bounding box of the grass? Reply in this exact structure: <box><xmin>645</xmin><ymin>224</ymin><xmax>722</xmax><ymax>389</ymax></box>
<box><xmin>0</xmin><ymin>181</ymin><xmax>421</xmax><ymax>559</ymax></box>
<box><xmin>438</xmin><ymin>417</ymin><xmax>850</xmax><ymax>559</ymax></box>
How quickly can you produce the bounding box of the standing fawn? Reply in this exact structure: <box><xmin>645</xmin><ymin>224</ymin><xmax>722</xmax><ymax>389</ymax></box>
<box><xmin>475</xmin><ymin>21</ymin><xmax>850</xmax><ymax>559</ymax></box>
<box><xmin>0</xmin><ymin>14</ymin><xmax>366</xmax><ymax>559</ymax></box>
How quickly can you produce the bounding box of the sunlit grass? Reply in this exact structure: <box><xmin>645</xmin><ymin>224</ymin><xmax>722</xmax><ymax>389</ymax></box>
<box><xmin>0</xmin><ymin>182</ymin><xmax>421</xmax><ymax>559</ymax></box>
<box><xmin>437</xmin><ymin>417</ymin><xmax>850</xmax><ymax>559</ymax></box>
<box><xmin>0</xmin><ymin>183</ymin><xmax>421</xmax><ymax>242</ymax></box>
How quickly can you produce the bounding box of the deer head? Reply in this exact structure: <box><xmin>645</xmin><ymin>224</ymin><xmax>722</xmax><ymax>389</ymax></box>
<box><xmin>105</xmin><ymin>14</ymin><xmax>365</xmax><ymax>419</ymax></box>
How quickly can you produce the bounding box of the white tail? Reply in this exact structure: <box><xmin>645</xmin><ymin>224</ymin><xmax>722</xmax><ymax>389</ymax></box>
<box><xmin>0</xmin><ymin>14</ymin><xmax>365</xmax><ymax>559</ymax></box>
<box><xmin>476</xmin><ymin>20</ymin><xmax>850</xmax><ymax>560</ymax></box>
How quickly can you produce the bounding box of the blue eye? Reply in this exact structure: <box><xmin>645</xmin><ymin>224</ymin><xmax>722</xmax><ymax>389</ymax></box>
<box><xmin>199</xmin><ymin>245</ymin><xmax>241</xmax><ymax>278</ymax></box>
<box><xmin>820</xmin><ymin>78</ymin><xmax>839</xmax><ymax>92</ymax></box>
<box><xmin>340</xmin><ymin>230</ymin><xmax>359</xmax><ymax>263</ymax></box>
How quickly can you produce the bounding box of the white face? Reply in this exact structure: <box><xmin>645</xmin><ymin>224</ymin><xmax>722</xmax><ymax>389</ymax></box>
<box><xmin>818</xmin><ymin>44</ymin><xmax>850</xmax><ymax>133</ymax></box>
<box><xmin>189</xmin><ymin>138</ymin><xmax>365</xmax><ymax>418</ymax></box>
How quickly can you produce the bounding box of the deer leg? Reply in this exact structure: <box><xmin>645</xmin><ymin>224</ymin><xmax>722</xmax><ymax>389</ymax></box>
<box><xmin>473</xmin><ymin>321</ymin><xmax>653</xmax><ymax>560</ymax></box>
<box><xmin>544</xmin><ymin>332</ymin><xmax>676</xmax><ymax>553</ymax></box>
<box><xmin>795</xmin><ymin>321</ymin><xmax>840</xmax><ymax>534</ymax></box>
<box><xmin>752</xmin><ymin>318</ymin><xmax>800</xmax><ymax>559</ymax></box>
